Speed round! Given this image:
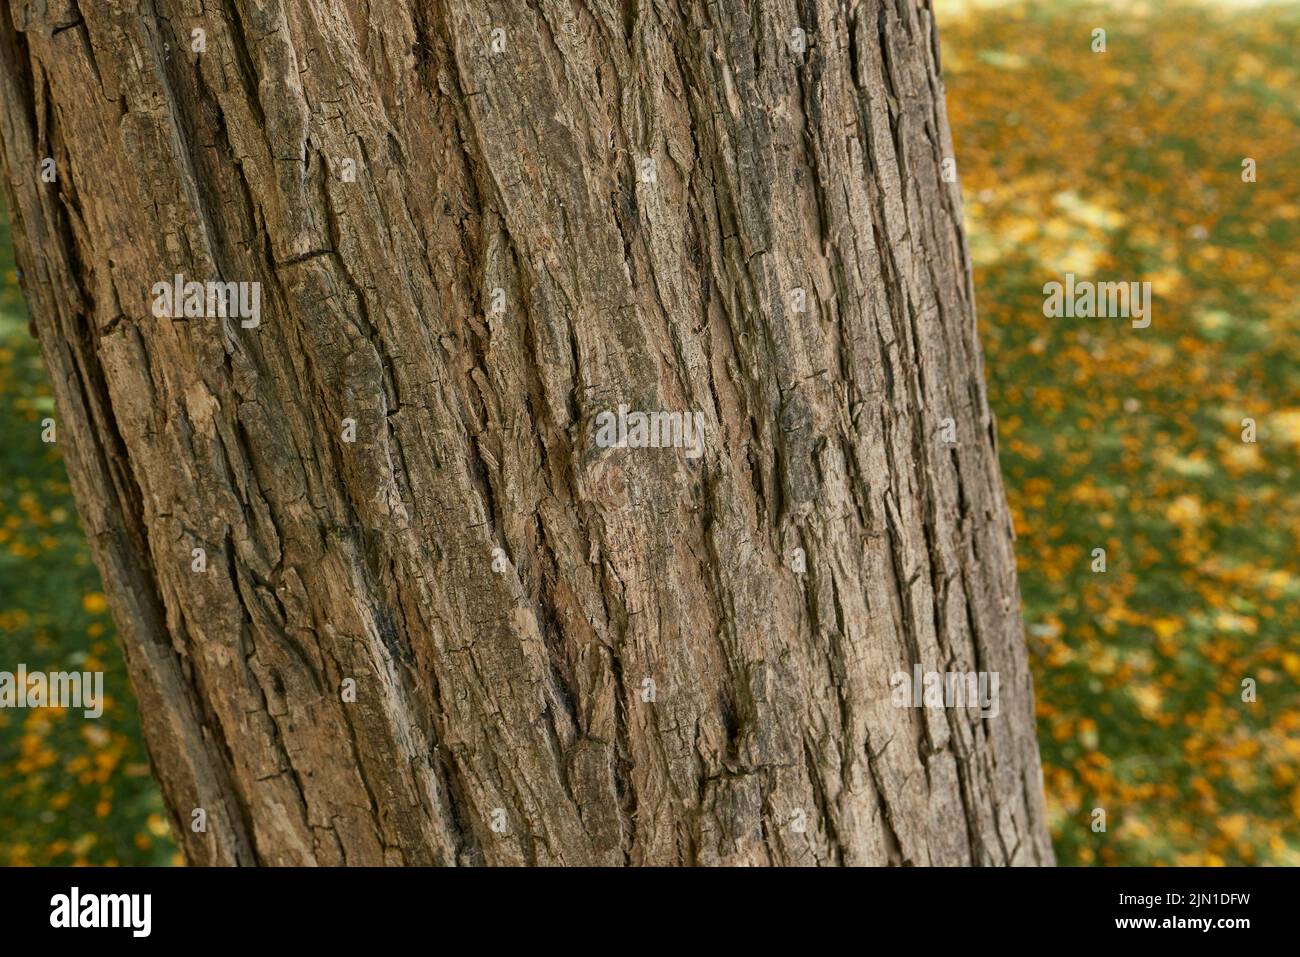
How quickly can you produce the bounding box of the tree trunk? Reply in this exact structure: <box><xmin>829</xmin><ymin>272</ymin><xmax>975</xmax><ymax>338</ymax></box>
<box><xmin>0</xmin><ymin>0</ymin><xmax>1053</xmax><ymax>866</ymax></box>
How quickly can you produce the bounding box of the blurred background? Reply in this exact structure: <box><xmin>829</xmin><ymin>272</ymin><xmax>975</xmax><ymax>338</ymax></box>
<box><xmin>1</xmin><ymin>0</ymin><xmax>1297</xmax><ymax>866</ymax></box>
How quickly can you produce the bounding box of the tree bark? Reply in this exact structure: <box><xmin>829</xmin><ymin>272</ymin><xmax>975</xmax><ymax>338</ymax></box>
<box><xmin>0</xmin><ymin>0</ymin><xmax>1053</xmax><ymax>866</ymax></box>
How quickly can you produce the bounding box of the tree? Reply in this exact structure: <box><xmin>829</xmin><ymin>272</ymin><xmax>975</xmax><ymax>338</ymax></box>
<box><xmin>0</xmin><ymin>0</ymin><xmax>1053</xmax><ymax>865</ymax></box>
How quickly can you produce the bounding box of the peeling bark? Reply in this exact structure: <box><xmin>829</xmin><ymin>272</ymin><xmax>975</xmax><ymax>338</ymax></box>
<box><xmin>0</xmin><ymin>0</ymin><xmax>1053</xmax><ymax>865</ymax></box>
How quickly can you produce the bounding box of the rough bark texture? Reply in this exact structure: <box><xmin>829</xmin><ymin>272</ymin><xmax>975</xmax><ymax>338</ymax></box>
<box><xmin>0</xmin><ymin>0</ymin><xmax>1053</xmax><ymax>865</ymax></box>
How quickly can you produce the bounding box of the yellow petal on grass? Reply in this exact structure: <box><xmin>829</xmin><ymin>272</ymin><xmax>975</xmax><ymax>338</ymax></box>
<box><xmin>1273</xmin><ymin>409</ymin><xmax>1300</xmax><ymax>445</ymax></box>
<box><xmin>1132</xmin><ymin>683</ymin><xmax>1164</xmax><ymax>720</ymax></box>
<box><xmin>81</xmin><ymin>592</ymin><xmax>108</xmax><ymax>615</ymax></box>
<box><xmin>1282</xmin><ymin>653</ymin><xmax>1300</xmax><ymax>681</ymax></box>
<box><xmin>1152</xmin><ymin>618</ymin><xmax>1181</xmax><ymax>640</ymax></box>
<box><xmin>1216</xmin><ymin>816</ymin><xmax>1248</xmax><ymax>837</ymax></box>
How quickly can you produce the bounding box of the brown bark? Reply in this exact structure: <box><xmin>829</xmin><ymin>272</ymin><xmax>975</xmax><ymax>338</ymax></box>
<box><xmin>0</xmin><ymin>0</ymin><xmax>1053</xmax><ymax>865</ymax></box>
